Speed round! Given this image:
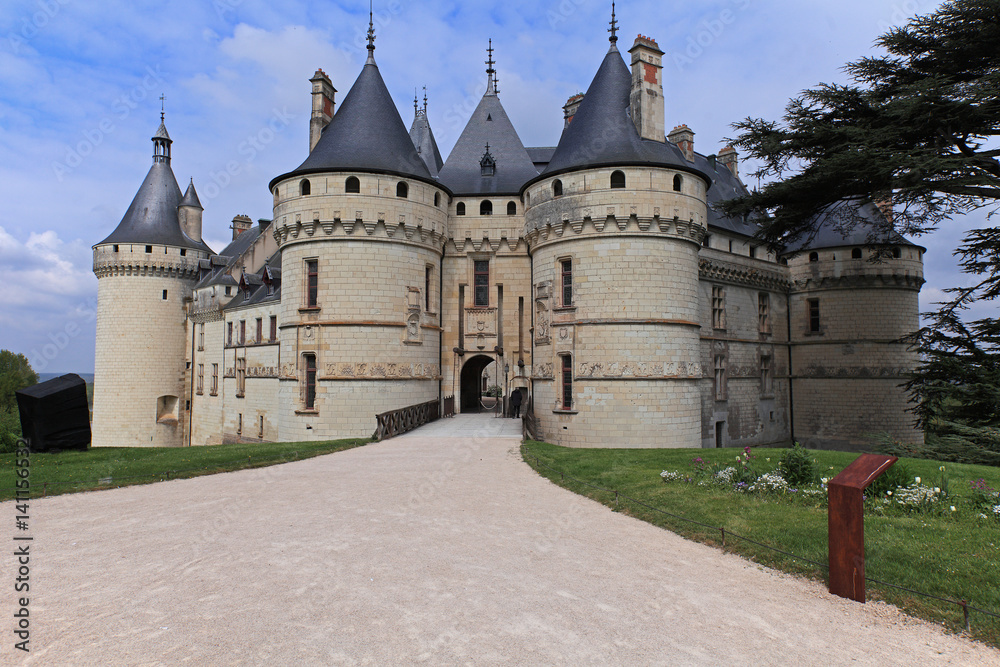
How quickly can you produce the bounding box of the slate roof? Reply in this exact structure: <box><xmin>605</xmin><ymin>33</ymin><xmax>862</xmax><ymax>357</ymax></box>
<box><xmin>702</xmin><ymin>157</ymin><xmax>758</xmax><ymax>238</ymax></box>
<box><xmin>180</xmin><ymin>179</ymin><xmax>203</xmax><ymax>209</ymax></box>
<box><xmin>782</xmin><ymin>200</ymin><xmax>922</xmax><ymax>253</ymax></box>
<box><xmin>97</xmin><ymin>159</ymin><xmax>212</xmax><ymax>252</ymax></box>
<box><xmin>438</xmin><ymin>85</ymin><xmax>539</xmax><ymax>195</ymax></box>
<box><xmin>270</xmin><ymin>54</ymin><xmax>435</xmax><ymax>190</ymax></box>
<box><xmin>526</xmin><ymin>147</ymin><xmax>556</xmax><ymax>172</ymax></box>
<box><xmin>409</xmin><ymin>107</ymin><xmax>444</xmax><ymax>178</ymax></box>
<box><xmin>526</xmin><ymin>45</ymin><xmax>709</xmax><ymax>190</ymax></box>
<box><xmin>194</xmin><ymin>225</ymin><xmax>264</xmax><ymax>289</ymax></box>
<box><xmin>225</xmin><ymin>250</ymin><xmax>283</xmax><ymax>310</ymax></box>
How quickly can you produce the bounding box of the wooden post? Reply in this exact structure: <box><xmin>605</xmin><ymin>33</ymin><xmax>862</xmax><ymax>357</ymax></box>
<box><xmin>828</xmin><ymin>453</ymin><xmax>897</xmax><ymax>603</ymax></box>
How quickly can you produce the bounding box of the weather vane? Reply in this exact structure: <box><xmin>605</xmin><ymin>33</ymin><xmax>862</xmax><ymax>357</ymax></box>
<box><xmin>159</xmin><ymin>93</ymin><xmax>166</xmax><ymax>121</ymax></box>
<box><xmin>609</xmin><ymin>1</ymin><xmax>618</xmax><ymax>44</ymax></box>
<box><xmin>367</xmin><ymin>0</ymin><xmax>376</xmax><ymax>52</ymax></box>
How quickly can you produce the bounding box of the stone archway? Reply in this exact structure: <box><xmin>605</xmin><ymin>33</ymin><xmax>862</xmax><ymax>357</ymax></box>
<box><xmin>460</xmin><ymin>354</ymin><xmax>496</xmax><ymax>413</ymax></box>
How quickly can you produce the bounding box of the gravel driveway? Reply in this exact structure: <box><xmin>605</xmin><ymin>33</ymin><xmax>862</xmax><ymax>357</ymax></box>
<box><xmin>3</xmin><ymin>414</ymin><xmax>997</xmax><ymax>665</ymax></box>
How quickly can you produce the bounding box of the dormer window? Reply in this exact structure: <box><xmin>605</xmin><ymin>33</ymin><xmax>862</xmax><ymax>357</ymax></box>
<box><xmin>480</xmin><ymin>143</ymin><xmax>496</xmax><ymax>177</ymax></box>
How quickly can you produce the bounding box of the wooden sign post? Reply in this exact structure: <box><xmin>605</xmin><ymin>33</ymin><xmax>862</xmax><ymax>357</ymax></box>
<box><xmin>828</xmin><ymin>453</ymin><xmax>897</xmax><ymax>603</ymax></box>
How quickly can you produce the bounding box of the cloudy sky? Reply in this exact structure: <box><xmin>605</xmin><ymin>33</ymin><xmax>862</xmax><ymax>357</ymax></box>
<box><xmin>0</xmin><ymin>0</ymin><xmax>989</xmax><ymax>374</ymax></box>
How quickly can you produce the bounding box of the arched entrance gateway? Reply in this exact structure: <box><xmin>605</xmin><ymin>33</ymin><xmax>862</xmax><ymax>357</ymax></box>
<box><xmin>459</xmin><ymin>354</ymin><xmax>500</xmax><ymax>413</ymax></box>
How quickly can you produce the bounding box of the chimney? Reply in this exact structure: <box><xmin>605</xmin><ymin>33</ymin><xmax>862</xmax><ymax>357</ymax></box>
<box><xmin>668</xmin><ymin>124</ymin><xmax>695</xmax><ymax>162</ymax></box>
<box><xmin>309</xmin><ymin>68</ymin><xmax>337</xmax><ymax>153</ymax></box>
<box><xmin>628</xmin><ymin>35</ymin><xmax>665</xmax><ymax>142</ymax></box>
<box><xmin>231</xmin><ymin>214</ymin><xmax>253</xmax><ymax>241</ymax></box>
<box><xmin>563</xmin><ymin>93</ymin><xmax>584</xmax><ymax>129</ymax></box>
<box><xmin>718</xmin><ymin>145</ymin><xmax>738</xmax><ymax>177</ymax></box>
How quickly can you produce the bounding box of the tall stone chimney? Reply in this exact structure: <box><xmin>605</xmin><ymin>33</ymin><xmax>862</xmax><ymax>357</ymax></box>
<box><xmin>309</xmin><ymin>68</ymin><xmax>337</xmax><ymax>153</ymax></box>
<box><xmin>628</xmin><ymin>35</ymin><xmax>665</xmax><ymax>142</ymax></box>
<box><xmin>231</xmin><ymin>214</ymin><xmax>253</xmax><ymax>240</ymax></box>
<box><xmin>668</xmin><ymin>124</ymin><xmax>695</xmax><ymax>162</ymax></box>
<box><xmin>563</xmin><ymin>93</ymin><xmax>584</xmax><ymax>129</ymax></box>
<box><xmin>718</xmin><ymin>145</ymin><xmax>738</xmax><ymax>177</ymax></box>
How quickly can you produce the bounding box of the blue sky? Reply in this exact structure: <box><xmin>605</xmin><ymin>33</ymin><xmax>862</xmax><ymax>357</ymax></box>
<box><xmin>0</xmin><ymin>0</ymin><xmax>987</xmax><ymax>374</ymax></box>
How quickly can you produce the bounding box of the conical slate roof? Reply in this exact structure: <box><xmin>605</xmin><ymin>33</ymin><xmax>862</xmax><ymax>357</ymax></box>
<box><xmin>97</xmin><ymin>153</ymin><xmax>211</xmax><ymax>252</ymax></box>
<box><xmin>533</xmin><ymin>45</ymin><xmax>708</xmax><ymax>186</ymax></box>
<box><xmin>181</xmin><ymin>179</ymin><xmax>203</xmax><ymax>209</ymax></box>
<box><xmin>782</xmin><ymin>200</ymin><xmax>923</xmax><ymax>253</ymax></box>
<box><xmin>438</xmin><ymin>87</ymin><xmax>538</xmax><ymax>195</ymax></box>
<box><xmin>270</xmin><ymin>56</ymin><xmax>434</xmax><ymax>189</ymax></box>
<box><xmin>409</xmin><ymin>106</ymin><xmax>444</xmax><ymax>178</ymax></box>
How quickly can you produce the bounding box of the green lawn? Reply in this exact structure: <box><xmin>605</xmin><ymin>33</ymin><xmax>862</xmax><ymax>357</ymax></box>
<box><xmin>1</xmin><ymin>438</ymin><xmax>368</xmax><ymax>500</ymax></box>
<box><xmin>521</xmin><ymin>441</ymin><xmax>1000</xmax><ymax>648</ymax></box>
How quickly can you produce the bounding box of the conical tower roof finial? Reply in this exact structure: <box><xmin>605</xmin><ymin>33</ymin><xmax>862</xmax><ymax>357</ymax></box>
<box><xmin>609</xmin><ymin>1</ymin><xmax>619</xmax><ymax>46</ymax></box>
<box><xmin>366</xmin><ymin>0</ymin><xmax>376</xmax><ymax>62</ymax></box>
<box><xmin>486</xmin><ymin>39</ymin><xmax>497</xmax><ymax>95</ymax></box>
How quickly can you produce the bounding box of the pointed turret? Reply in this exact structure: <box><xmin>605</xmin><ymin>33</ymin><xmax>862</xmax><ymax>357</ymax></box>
<box><xmin>179</xmin><ymin>179</ymin><xmax>204</xmax><ymax>244</ymax></box>
<box><xmin>409</xmin><ymin>88</ymin><xmax>444</xmax><ymax>178</ymax></box>
<box><xmin>438</xmin><ymin>40</ymin><xmax>538</xmax><ymax>195</ymax></box>
<box><xmin>97</xmin><ymin>120</ymin><xmax>211</xmax><ymax>252</ymax></box>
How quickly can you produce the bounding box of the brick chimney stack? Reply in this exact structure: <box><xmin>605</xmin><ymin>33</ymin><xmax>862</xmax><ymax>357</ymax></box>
<box><xmin>309</xmin><ymin>68</ymin><xmax>337</xmax><ymax>153</ymax></box>
<box><xmin>668</xmin><ymin>125</ymin><xmax>695</xmax><ymax>162</ymax></box>
<box><xmin>718</xmin><ymin>145</ymin><xmax>738</xmax><ymax>177</ymax></box>
<box><xmin>563</xmin><ymin>93</ymin><xmax>584</xmax><ymax>129</ymax></box>
<box><xmin>231</xmin><ymin>214</ymin><xmax>253</xmax><ymax>240</ymax></box>
<box><xmin>628</xmin><ymin>35</ymin><xmax>665</xmax><ymax>142</ymax></box>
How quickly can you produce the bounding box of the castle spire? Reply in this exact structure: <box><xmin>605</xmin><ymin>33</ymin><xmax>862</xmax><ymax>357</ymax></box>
<box><xmin>366</xmin><ymin>0</ymin><xmax>376</xmax><ymax>63</ymax></box>
<box><xmin>423</xmin><ymin>86</ymin><xmax>428</xmax><ymax>113</ymax></box>
<box><xmin>608</xmin><ymin>1</ymin><xmax>619</xmax><ymax>47</ymax></box>
<box><xmin>486</xmin><ymin>38</ymin><xmax>496</xmax><ymax>95</ymax></box>
<box><xmin>152</xmin><ymin>109</ymin><xmax>172</xmax><ymax>164</ymax></box>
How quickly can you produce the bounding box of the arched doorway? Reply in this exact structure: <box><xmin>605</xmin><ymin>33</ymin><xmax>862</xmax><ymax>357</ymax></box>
<box><xmin>460</xmin><ymin>354</ymin><xmax>497</xmax><ymax>413</ymax></box>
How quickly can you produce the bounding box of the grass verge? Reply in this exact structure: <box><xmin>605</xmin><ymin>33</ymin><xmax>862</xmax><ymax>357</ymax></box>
<box><xmin>1</xmin><ymin>438</ymin><xmax>369</xmax><ymax>501</ymax></box>
<box><xmin>521</xmin><ymin>440</ymin><xmax>1000</xmax><ymax>649</ymax></box>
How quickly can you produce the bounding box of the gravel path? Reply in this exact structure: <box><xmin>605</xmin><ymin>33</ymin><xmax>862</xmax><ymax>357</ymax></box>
<box><xmin>3</xmin><ymin>414</ymin><xmax>997</xmax><ymax>665</ymax></box>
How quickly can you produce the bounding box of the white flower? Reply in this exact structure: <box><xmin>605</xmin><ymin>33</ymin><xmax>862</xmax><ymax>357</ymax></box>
<box><xmin>736</xmin><ymin>456</ymin><xmax>741</xmax><ymax>462</ymax></box>
<box><xmin>887</xmin><ymin>491</ymin><xmax>893</xmax><ymax>496</ymax></box>
<box><xmin>821</xmin><ymin>478</ymin><xmax>829</xmax><ymax>485</ymax></box>
<box><xmin>950</xmin><ymin>506</ymin><xmax>956</xmax><ymax>512</ymax></box>
<box><xmin>915</xmin><ymin>477</ymin><xmax>921</xmax><ymax>484</ymax></box>
<box><xmin>935</xmin><ymin>488</ymin><xmax>941</xmax><ymax>494</ymax></box>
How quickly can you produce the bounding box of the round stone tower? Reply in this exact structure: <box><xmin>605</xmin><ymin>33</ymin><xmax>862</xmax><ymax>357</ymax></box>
<box><xmin>92</xmin><ymin>119</ymin><xmax>213</xmax><ymax>447</ymax></box>
<box><xmin>522</xmin><ymin>32</ymin><xmax>712</xmax><ymax>448</ymax></box>
<box><xmin>785</xmin><ymin>201</ymin><xmax>925</xmax><ymax>450</ymax></box>
<box><xmin>268</xmin><ymin>28</ymin><xmax>449</xmax><ymax>440</ymax></box>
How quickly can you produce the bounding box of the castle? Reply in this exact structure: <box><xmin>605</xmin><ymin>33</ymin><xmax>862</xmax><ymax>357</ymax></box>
<box><xmin>91</xmin><ymin>14</ymin><xmax>925</xmax><ymax>450</ymax></box>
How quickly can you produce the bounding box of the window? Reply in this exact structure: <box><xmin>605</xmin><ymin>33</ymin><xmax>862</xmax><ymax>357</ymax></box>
<box><xmin>758</xmin><ymin>293</ymin><xmax>771</xmax><ymax>334</ymax></box>
<box><xmin>761</xmin><ymin>355</ymin><xmax>773</xmax><ymax>397</ymax></box>
<box><xmin>561</xmin><ymin>355</ymin><xmax>573</xmax><ymax>410</ymax></box>
<box><xmin>434</xmin><ymin>192</ymin><xmax>441</xmax><ymax>207</ymax></box>
<box><xmin>561</xmin><ymin>259</ymin><xmax>573</xmax><ymax>307</ymax></box>
<box><xmin>809</xmin><ymin>252</ymin><xmax>819</xmax><ymax>262</ymax></box>
<box><xmin>673</xmin><ymin>174</ymin><xmax>682</xmax><ymax>192</ymax></box>
<box><xmin>238</xmin><ymin>413</ymin><xmax>242</xmax><ymax>436</ymax></box>
<box><xmin>198</xmin><ymin>323</ymin><xmax>204</xmax><ymax>351</ymax></box>
<box><xmin>239</xmin><ymin>320</ymin><xmax>246</xmax><ymax>345</ymax></box>
<box><xmin>553</xmin><ymin>180</ymin><xmax>563</xmax><ymax>197</ymax></box>
<box><xmin>610</xmin><ymin>170</ymin><xmax>626</xmax><ymax>189</ymax></box>
<box><xmin>526</xmin><ymin>192</ymin><xmax>531</xmax><ymax>207</ymax></box>
<box><xmin>480</xmin><ymin>200</ymin><xmax>493</xmax><ymax>216</ymax></box>
<box><xmin>396</xmin><ymin>181</ymin><xmax>408</xmax><ymax>198</ymax></box>
<box><xmin>345</xmin><ymin>176</ymin><xmax>360</xmax><ymax>193</ymax></box>
<box><xmin>703</xmin><ymin>234</ymin><xmax>711</xmax><ymax>248</ymax></box>
<box><xmin>162</xmin><ymin>289</ymin><xmax>168</xmax><ymax>300</ymax></box>
<box><xmin>225</xmin><ymin>286</ymin><xmax>232</xmax><ymax>296</ymax></box>
<box><xmin>113</xmin><ymin>244</ymin><xmax>119</xmax><ymax>252</ymax></box>
<box><xmin>749</xmin><ymin>245</ymin><xmax>757</xmax><ymax>259</ymax></box>
<box><xmin>715</xmin><ymin>354</ymin><xmax>727</xmax><ymax>400</ymax></box>
<box><xmin>304</xmin><ymin>354</ymin><xmax>317</xmax><ymax>409</ymax></box>
<box><xmin>306</xmin><ymin>259</ymin><xmax>318</xmax><ymax>307</ymax></box>
<box><xmin>712</xmin><ymin>286</ymin><xmax>726</xmax><ymax>330</ymax></box>
<box><xmin>256</xmin><ymin>318</ymin><xmax>262</xmax><ymax>344</ymax></box>
<box><xmin>808</xmin><ymin>298</ymin><xmax>821</xmax><ymax>333</ymax></box>
<box><xmin>892</xmin><ymin>247</ymin><xmax>901</xmax><ymax>258</ymax></box>
<box><xmin>243</xmin><ymin>285</ymin><xmax>251</xmax><ymax>301</ymax></box>
<box><xmin>507</xmin><ymin>201</ymin><xmax>517</xmax><ymax>215</ymax></box>
<box><xmin>259</xmin><ymin>415</ymin><xmax>264</xmax><ymax>439</ymax></box>
<box><xmin>180</xmin><ymin>249</ymin><xmax>186</xmax><ymax>257</ymax></box>
<box><xmin>474</xmin><ymin>260</ymin><xmax>489</xmax><ymax>307</ymax></box>
<box><xmin>146</xmin><ymin>245</ymin><xmax>153</xmax><ymax>253</ymax></box>
<box><xmin>852</xmin><ymin>247</ymin><xmax>862</xmax><ymax>259</ymax></box>
<box><xmin>211</xmin><ymin>363</ymin><xmax>219</xmax><ymax>395</ymax></box>
<box><xmin>269</xmin><ymin>316</ymin><xmax>277</xmax><ymax>342</ymax></box>
<box><xmin>227</xmin><ymin>322</ymin><xmax>233</xmax><ymax>346</ymax></box>
<box><xmin>197</xmin><ymin>364</ymin><xmax>204</xmax><ymax>395</ymax></box>
<box><xmin>456</xmin><ymin>202</ymin><xmax>466</xmax><ymax>216</ymax></box>
<box><xmin>425</xmin><ymin>265</ymin><xmax>432</xmax><ymax>311</ymax></box>
<box><xmin>300</xmin><ymin>179</ymin><xmax>311</xmax><ymax>196</ymax></box>
<box><xmin>236</xmin><ymin>357</ymin><xmax>246</xmax><ymax>396</ymax></box>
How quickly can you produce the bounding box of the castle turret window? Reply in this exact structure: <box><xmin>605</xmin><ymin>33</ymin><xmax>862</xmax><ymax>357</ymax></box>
<box><xmin>480</xmin><ymin>200</ymin><xmax>493</xmax><ymax>216</ymax></box>
<box><xmin>561</xmin><ymin>259</ymin><xmax>573</xmax><ymax>307</ymax></box>
<box><xmin>306</xmin><ymin>259</ymin><xmax>319</xmax><ymax>307</ymax></box>
<box><xmin>553</xmin><ymin>179</ymin><xmax>563</xmax><ymax>197</ymax></box>
<box><xmin>256</xmin><ymin>318</ymin><xmax>262</xmax><ymax>343</ymax></box>
<box><xmin>852</xmin><ymin>247</ymin><xmax>862</xmax><ymax>259</ymax></box>
<box><xmin>892</xmin><ymin>247</ymin><xmax>901</xmax><ymax>258</ymax></box>
<box><xmin>345</xmin><ymin>176</ymin><xmax>360</xmax><ymax>193</ymax></box>
<box><xmin>300</xmin><ymin>179</ymin><xmax>311</xmax><ymax>196</ymax></box>
<box><xmin>561</xmin><ymin>354</ymin><xmax>573</xmax><ymax>410</ymax></box>
<box><xmin>435</xmin><ymin>192</ymin><xmax>441</xmax><ymax>207</ymax></box>
<box><xmin>304</xmin><ymin>353</ymin><xmax>317</xmax><ymax>410</ymax></box>
<box><xmin>507</xmin><ymin>201</ymin><xmax>516</xmax><ymax>215</ymax></box>
<box><xmin>611</xmin><ymin>170</ymin><xmax>626</xmax><ymax>189</ymax></box>
<box><xmin>808</xmin><ymin>298</ymin><xmax>821</xmax><ymax>333</ymax></box>
<box><xmin>146</xmin><ymin>245</ymin><xmax>153</xmax><ymax>253</ymax></box>
<box><xmin>396</xmin><ymin>181</ymin><xmax>408</xmax><ymax>198</ymax></box>
<box><xmin>474</xmin><ymin>260</ymin><xmax>489</xmax><ymax>307</ymax></box>
<box><xmin>457</xmin><ymin>202</ymin><xmax>466</xmax><ymax>216</ymax></box>
<box><xmin>809</xmin><ymin>252</ymin><xmax>819</xmax><ymax>262</ymax></box>
<box><xmin>198</xmin><ymin>323</ymin><xmax>204</xmax><ymax>351</ymax></box>
<box><xmin>673</xmin><ymin>175</ymin><xmax>682</xmax><ymax>192</ymax></box>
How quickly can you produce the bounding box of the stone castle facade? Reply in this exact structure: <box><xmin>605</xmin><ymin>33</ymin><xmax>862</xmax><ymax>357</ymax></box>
<box><xmin>92</xmin><ymin>20</ymin><xmax>925</xmax><ymax>451</ymax></box>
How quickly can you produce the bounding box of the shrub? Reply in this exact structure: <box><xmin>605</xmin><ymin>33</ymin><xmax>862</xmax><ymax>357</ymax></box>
<box><xmin>0</xmin><ymin>407</ymin><xmax>23</xmax><ymax>454</ymax></box>
<box><xmin>779</xmin><ymin>443</ymin><xmax>816</xmax><ymax>487</ymax></box>
<box><xmin>867</xmin><ymin>461</ymin><xmax>911</xmax><ymax>499</ymax></box>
